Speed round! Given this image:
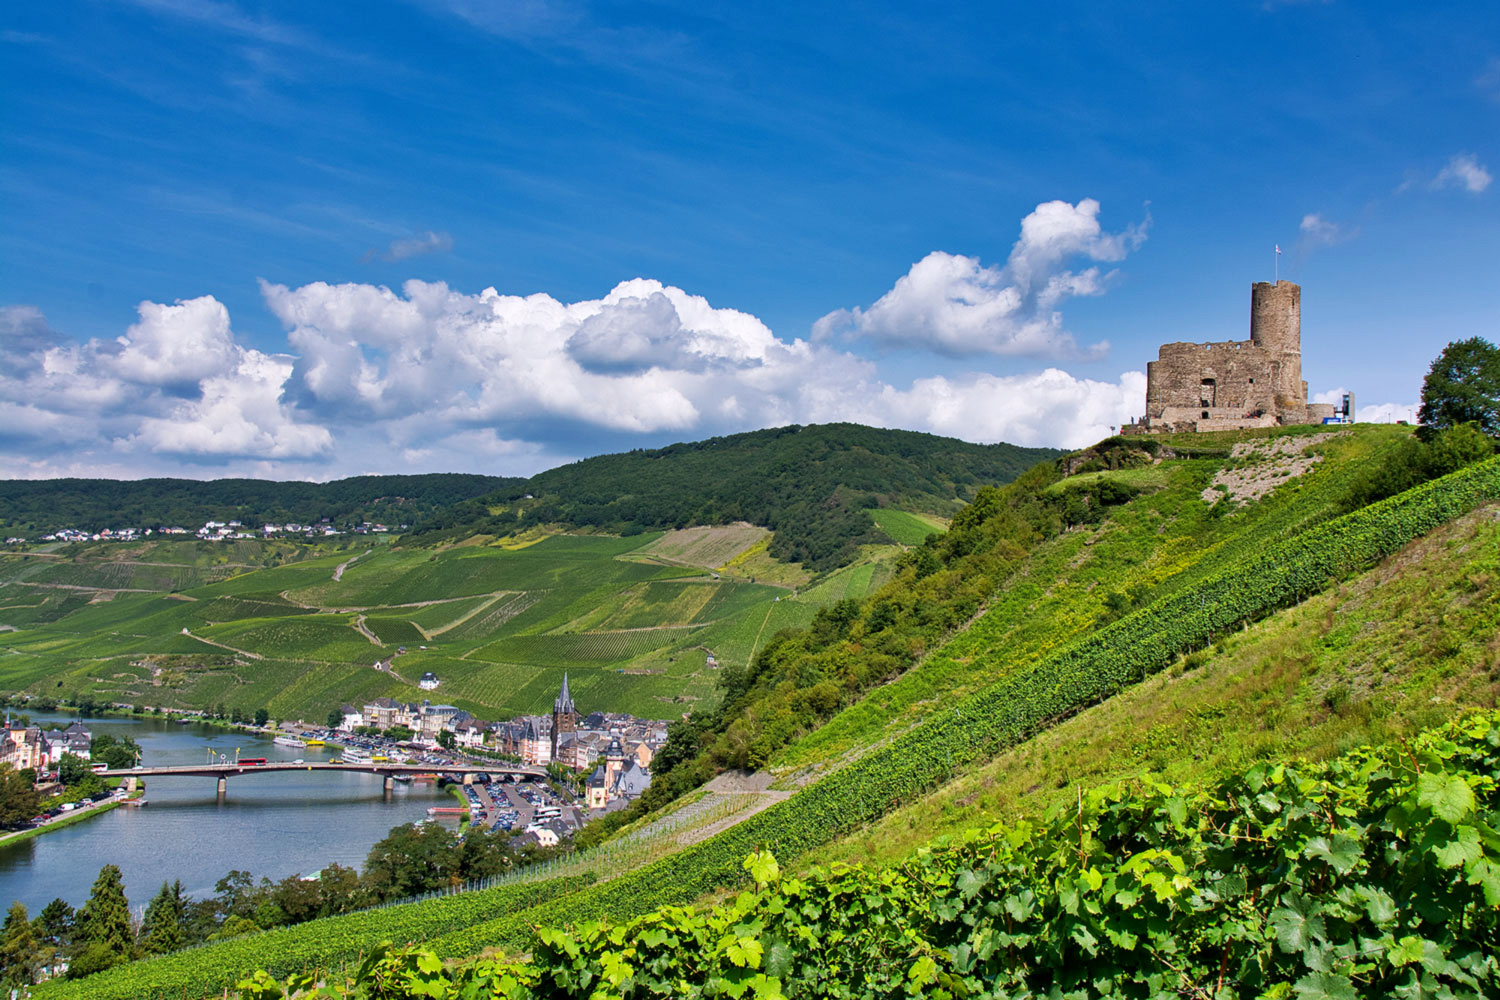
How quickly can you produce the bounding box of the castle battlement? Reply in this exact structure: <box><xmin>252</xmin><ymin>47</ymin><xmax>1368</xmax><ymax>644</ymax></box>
<box><xmin>1127</xmin><ymin>280</ymin><xmax>1335</xmax><ymax>434</ymax></box>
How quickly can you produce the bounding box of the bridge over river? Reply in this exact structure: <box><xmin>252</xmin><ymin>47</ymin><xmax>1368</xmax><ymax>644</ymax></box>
<box><xmin>100</xmin><ymin>761</ymin><xmax>547</xmax><ymax>797</ymax></box>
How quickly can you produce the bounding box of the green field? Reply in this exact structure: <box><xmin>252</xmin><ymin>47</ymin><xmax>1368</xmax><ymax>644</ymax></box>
<box><xmin>867</xmin><ymin>507</ymin><xmax>946</xmax><ymax>545</ymax></box>
<box><xmin>0</xmin><ymin>529</ymin><xmax>899</xmax><ymax>722</ymax></box>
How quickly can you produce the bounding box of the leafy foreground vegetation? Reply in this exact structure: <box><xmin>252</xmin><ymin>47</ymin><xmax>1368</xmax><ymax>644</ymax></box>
<box><xmin>52</xmin><ymin>453</ymin><xmax>1500</xmax><ymax>998</ymax></box>
<box><xmin>233</xmin><ymin>710</ymin><xmax>1500</xmax><ymax>999</ymax></box>
<box><xmin>408</xmin><ymin>423</ymin><xmax>1057</xmax><ymax>571</ymax></box>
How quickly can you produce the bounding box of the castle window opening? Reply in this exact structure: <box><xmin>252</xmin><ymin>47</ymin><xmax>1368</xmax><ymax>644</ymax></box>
<box><xmin>1201</xmin><ymin>411</ymin><xmax>1209</xmax><ymax>419</ymax></box>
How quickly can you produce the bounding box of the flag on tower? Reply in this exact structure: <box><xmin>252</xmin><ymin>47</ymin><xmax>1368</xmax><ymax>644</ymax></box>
<box><xmin>1275</xmin><ymin>244</ymin><xmax>1282</xmax><ymax>255</ymax></box>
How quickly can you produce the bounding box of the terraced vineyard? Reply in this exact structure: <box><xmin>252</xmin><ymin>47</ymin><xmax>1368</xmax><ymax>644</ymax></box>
<box><xmin>0</xmin><ymin>524</ymin><xmax>922</xmax><ymax>721</ymax></box>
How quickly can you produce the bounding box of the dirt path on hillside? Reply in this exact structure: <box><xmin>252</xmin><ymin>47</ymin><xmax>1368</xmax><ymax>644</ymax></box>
<box><xmin>353</xmin><ymin>615</ymin><xmax>382</xmax><ymax>647</ymax></box>
<box><xmin>179</xmin><ymin>628</ymin><xmax>263</xmax><ymax>659</ymax></box>
<box><xmin>9</xmin><ymin>582</ymin><xmax>154</xmax><ymax>594</ymax></box>
<box><xmin>332</xmin><ymin>550</ymin><xmax>370</xmax><ymax>582</ymax></box>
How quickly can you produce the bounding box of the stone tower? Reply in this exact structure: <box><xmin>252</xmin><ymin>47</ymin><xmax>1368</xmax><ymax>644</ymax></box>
<box><xmin>551</xmin><ymin>673</ymin><xmax>577</xmax><ymax>762</ymax></box>
<box><xmin>1127</xmin><ymin>278</ymin><xmax>1333</xmax><ymax>433</ymax></box>
<box><xmin>1249</xmin><ymin>280</ymin><xmax>1304</xmax><ymax>410</ymax></box>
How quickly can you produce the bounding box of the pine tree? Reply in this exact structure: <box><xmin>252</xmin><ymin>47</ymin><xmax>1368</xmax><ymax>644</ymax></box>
<box><xmin>72</xmin><ymin>863</ymin><xmax>133</xmax><ymax>975</ymax></box>
<box><xmin>0</xmin><ymin>900</ymin><xmax>40</xmax><ymax>986</ymax></box>
<box><xmin>140</xmin><ymin>880</ymin><xmax>185</xmax><ymax>954</ymax></box>
<box><xmin>34</xmin><ymin>897</ymin><xmax>74</xmax><ymax>949</ymax></box>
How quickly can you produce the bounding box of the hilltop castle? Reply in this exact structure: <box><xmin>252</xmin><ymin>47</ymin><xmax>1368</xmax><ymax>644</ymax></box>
<box><xmin>1126</xmin><ymin>280</ymin><xmax>1338</xmax><ymax>434</ymax></box>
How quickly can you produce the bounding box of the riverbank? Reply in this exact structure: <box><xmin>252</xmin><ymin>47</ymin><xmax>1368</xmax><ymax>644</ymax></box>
<box><xmin>0</xmin><ymin>784</ymin><xmax>145</xmax><ymax>849</ymax></box>
<box><xmin>446</xmin><ymin>783</ymin><xmax>471</xmax><ymax>833</ymax></box>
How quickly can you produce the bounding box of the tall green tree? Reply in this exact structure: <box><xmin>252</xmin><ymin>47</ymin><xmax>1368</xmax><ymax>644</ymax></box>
<box><xmin>0</xmin><ymin>901</ymin><xmax>41</xmax><ymax>986</ymax></box>
<box><xmin>34</xmin><ymin>898</ymin><xmax>74</xmax><ymax>950</ymax></box>
<box><xmin>326</xmin><ymin>708</ymin><xmax>344</xmax><ymax>730</ymax></box>
<box><xmin>58</xmin><ymin>751</ymin><xmax>91</xmax><ymax>785</ymax></box>
<box><xmin>89</xmin><ymin>733</ymin><xmax>142</xmax><ymax>770</ymax></box>
<box><xmin>253</xmin><ymin>708</ymin><xmax>270</xmax><ymax>727</ymax></box>
<box><xmin>0</xmin><ymin>766</ymin><xmax>39</xmax><ymax>828</ymax></box>
<box><xmin>71</xmin><ymin>864</ymin><xmax>134</xmax><ymax>977</ymax></box>
<box><xmin>1418</xmin><ymin>336</ymin><xmax>1500</xmax><ymax>436</ymax></box>
<box><xmin>139</xmin><ymin>880</ymin><xmax>185</xmax><ymax>955</ymax></box>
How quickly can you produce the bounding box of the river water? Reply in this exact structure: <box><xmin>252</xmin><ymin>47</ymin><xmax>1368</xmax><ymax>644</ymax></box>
<box><xmin>0</xmin><ymin>713</ymin><xmax>453</xmax><ymax>913</ymax></box>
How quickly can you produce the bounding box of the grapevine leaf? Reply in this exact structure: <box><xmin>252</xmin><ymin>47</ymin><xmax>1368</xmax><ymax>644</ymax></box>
<box><xmin>1292</xmin><ymin>971</ymin><xmax>1357</xmax><ymax>1000</ymax></box>
<box><xmin>1303</xmin><ymin>834</ymin><xmax>1361</xmax><ymax>874</ymax></box>
<box><xmin>1416</xmin><ymin>772</ymin><xmax>1475</xmax><ymax>823</ymax></box>
<box><xmin>1431</xmin><ymin>825</ymin><xmax>1481</xmax><ymax>869</ymax></box>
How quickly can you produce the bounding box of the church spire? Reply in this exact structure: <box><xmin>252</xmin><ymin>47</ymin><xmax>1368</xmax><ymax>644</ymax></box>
<box><xmin>554</xmin><ymin>672</ymin><xmax>575</xmax><ymax>715</ymax></box>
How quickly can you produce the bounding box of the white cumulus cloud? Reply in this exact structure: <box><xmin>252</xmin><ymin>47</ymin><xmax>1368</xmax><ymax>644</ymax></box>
<box><xmin>3</xmin><ymin>267</ymin><xmax>1157</xmax><ymax>478</ymax></box>
<box><xmin>814</xmin><ymin>198</ymin><xmax>1148</xmax><ymax>358</ymax></box>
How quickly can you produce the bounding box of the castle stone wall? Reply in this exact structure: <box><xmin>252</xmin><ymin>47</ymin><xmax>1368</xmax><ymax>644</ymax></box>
<box><xmin>1129</xmin><ymin>280</ymin><xmax>1330</xmax><ymax>434</ymax></box>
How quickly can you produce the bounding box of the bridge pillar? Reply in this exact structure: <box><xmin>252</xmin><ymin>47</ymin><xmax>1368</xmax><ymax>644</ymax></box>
<box><xmin>125</xmin><ymin>776</ymin><xmax>137</xmax><ymax>793</ymax></box>
<box><xmin>383</xmin><ymin>774</ymin><xmax>394</xmax><ymax>797</ymax></box>
<box><xmin>463</xmin><ymin>771</ymin><xmax>474</xmax><ymax>786</ymax></box>
<box><xmin>217</xmin><ymin>776</ymin><xmax>227</xmax><ymax>798</ymax></box>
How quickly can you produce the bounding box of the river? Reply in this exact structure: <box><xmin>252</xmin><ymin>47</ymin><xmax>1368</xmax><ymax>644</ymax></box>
<box><xmin>0</xmin><ymin>713</ymin><xmax>454</xmax><ymax>913</ymax></box>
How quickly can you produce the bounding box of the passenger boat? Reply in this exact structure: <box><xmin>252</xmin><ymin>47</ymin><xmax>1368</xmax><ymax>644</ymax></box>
<box><xmin>272</xmin><ymin>735</ymin><xmax>306</xmax><ymax>749</ymax></box>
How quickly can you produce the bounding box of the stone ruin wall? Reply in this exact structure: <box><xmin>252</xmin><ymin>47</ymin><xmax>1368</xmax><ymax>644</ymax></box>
<box><xmin>1129</xmin><ymin>280</ymin><xmax>1334</xmax><ymax>433</ymax></box>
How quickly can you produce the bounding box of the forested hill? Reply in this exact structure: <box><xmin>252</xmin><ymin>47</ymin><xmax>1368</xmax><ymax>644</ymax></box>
<box><xmin>411</xmin><ymin>424</ymin><xmax>1061</xmax><ymax>570</ymax></box>
<box><xmin>0</xmin><ymin>474</ymin><xmax>521</xmax><ymax>535</ymax></box>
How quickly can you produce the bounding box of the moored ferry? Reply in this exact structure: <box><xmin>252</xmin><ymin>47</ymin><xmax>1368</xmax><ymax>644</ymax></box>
<box><xmin>272</xmin><ymin>735</ymin><xmax>306</xmax><ymax>749</ymax></box>
<box><xmin>342</xmin><ymin>747</ymin><xmax>373</xmax><ymax>763</ymax></box>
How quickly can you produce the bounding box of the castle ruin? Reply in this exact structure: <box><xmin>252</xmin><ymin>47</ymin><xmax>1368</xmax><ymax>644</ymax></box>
<box><xmin>1126</xmin><ymin>280</ymin><xmax>1337</xmax><ymax>433</ymax></box>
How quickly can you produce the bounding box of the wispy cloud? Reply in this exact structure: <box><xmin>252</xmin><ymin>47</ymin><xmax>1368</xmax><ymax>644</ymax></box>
<box><xmin>1298</xmin><ymin>212</ymin><xmax>1357</xmax><ymax>247</ymax></box>
<box><xmin>1429</xmin><ymin>153</ymin><xmax>1492</xmax><ymax>194</ymax></box>
<box><xmin>364</xmin><ymin>231</ymin><xmax>455</xmax><ymax>263</ymax></box>
<box><xmin>1477</xmin><ymin>58</ymin><xmax>1500</xmax><ymax>104</ymax></box>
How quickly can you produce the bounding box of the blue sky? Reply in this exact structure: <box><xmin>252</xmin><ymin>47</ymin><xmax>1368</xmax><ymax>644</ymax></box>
<box><xmin>2</xmin><ymin>0</ymin><xmax>1496</xmax><ymax>479</ymax></box>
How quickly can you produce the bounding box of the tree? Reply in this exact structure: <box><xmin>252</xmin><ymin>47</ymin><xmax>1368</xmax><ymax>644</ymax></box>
<box><xmin>384</xmin><ymin>724</ymin><xmax>414</xmax><ymax>742</ymax></box>
<box><xmin>1418</xmin><ymin>336</ymin><xmax>1500</xmax><ymax>437</ymax></box>
<box><xmin>34</xmin><ymin>898</ymin><xmax>74</xmax><ymax>950</ymax></box>
<box><xmin>253</xmin><ymin>708</ymin><xmax>270</xmax><ymax>727</ymax></box>
<box><xmin>327</xmin><ymin>708</ymin><xmax>345</xmax><ymax>730</ymax></box>
<box><xmin>90</xmin><ymin>733</ymin><xmax>142</xmax><ymax>770</ymax></box>
<box><xmin>436</xmin><ymin>729</ymin><xmax>457</xmax><ymax>750</ymax></box>
<box><xmin>0</xmin><ymin>901</ymin><xmax>41</xmax><ymax>986</ymax></box>
<box><xmin>0</xmin><ymin>766</ymin><xmax>40</xmax><ymax>828</ymax></box>
<box><xmin>59</xmin><ymin>752</ymin><xmax>91</xmax><ymax>785</ymax></box>
<box><xmin>72</xmin><ymin>864</ymin><xmax>133</xmax><ymax>976</ymax></box>
<box><xmin>139</xmin><ymin>880</ymin><xmax>185</xmax><ymax>954</ymax></box>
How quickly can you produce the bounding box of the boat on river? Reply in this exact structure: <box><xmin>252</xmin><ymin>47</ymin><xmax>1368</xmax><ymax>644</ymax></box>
<box><xmin>272</xmin><ymin>735</ymin><xmax>306</xmax><ymax>749</ymax></box>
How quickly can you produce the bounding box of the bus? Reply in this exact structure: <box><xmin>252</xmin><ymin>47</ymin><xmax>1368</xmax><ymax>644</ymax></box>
<box><xmin>90</xmin><ymin>762</ymin><xmax>109</xmax><ymax>774</ymax></box>
<box><xmin>238</xmin><ymin>757</ymin><xmax>268</xmax><ymax>766</ymax></box>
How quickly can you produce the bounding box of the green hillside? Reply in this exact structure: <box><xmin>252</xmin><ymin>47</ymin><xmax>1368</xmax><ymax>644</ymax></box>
<box><xmin>409</xmin><ymin>423</ymin><xmax>1058</xmax><ymax>570</ymax></box>
<box><xmin>0</xmin><ymin>474</ymin><xmax>519</xmax><ymax>534</ymax></box>
<box><xmin>0</xmin><ymin>528</ymin><xmax>903</xmax><ymax>722</ymax></box>
<box><xmin>49</xmin><ymin>426</ymin><xmax>1500</xmax><ymax>998</ymax></box>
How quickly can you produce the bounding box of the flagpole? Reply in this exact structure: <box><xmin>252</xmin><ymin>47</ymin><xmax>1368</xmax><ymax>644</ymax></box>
<box><xmin>1274</xmin><ymin>245</ymin><xmax>1278</xmax><ymax>282</ymax></box>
